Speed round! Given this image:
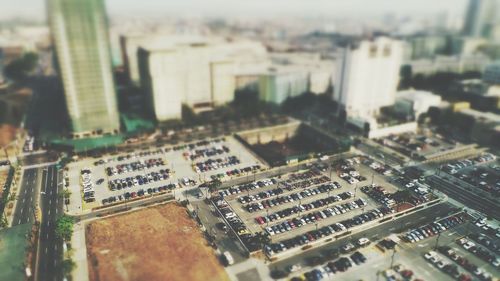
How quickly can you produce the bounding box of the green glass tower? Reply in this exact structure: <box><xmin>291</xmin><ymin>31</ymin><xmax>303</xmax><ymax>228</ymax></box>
<box><xmin>48</xmin><ymin>0</ymin><xmax>120</xmax><ymax>135</ymax></box>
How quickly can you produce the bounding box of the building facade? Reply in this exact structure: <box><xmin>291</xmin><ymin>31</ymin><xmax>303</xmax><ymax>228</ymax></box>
<box><xmin>334</xmin><ymin>37</ymin><xmax>403</xmax><ymax>119</ymax></box>
<box><xmin>48</xmin><ymin>0</ymin><xmax>120</xmax><ymax>135</ymax></box>
<box><xmin>463</xmin><ymin>0</ymin><xmax>500</xmax><ymax>41</ymax></box>
<box><xmin>137</xmin><ymin>37</ymin><xmax>267</xmax><ymax>121</ymax></box>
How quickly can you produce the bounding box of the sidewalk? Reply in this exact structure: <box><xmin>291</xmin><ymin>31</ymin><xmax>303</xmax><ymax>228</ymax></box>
<box><xmin>225</xmin><ymin>257</ymin><xmax>271</xmax><ymax>281</ymax></box>
<box><xmin>6</xmin><ymin>166</ymin><xmax>23</xmax><ymax>226</ymax></box>
<box><xmin>70</xmin><ymin>221</ymin><xmax>89</xmax><ymax>281</ymax></box>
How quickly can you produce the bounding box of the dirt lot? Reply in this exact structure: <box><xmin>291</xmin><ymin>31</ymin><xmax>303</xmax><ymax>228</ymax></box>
<box><xmin>86</xmin><ymin>203</ymin><xmax>230</xmax><ymax>281</ymax></box>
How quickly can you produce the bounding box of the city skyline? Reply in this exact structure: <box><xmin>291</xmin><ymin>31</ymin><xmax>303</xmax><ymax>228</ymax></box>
<box><xmin>1</xmin><ymin>0</ymin><xmax>468</xmax><ymax>21</ymax></box>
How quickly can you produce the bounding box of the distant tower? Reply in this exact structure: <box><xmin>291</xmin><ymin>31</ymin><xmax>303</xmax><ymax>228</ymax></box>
<box><xmin>48</xmin><ymin>0</ymin><xmax>120</xmax><ymax>135</ymax></box>
<box><xmin>463</xmin><ymin>0</ymin><xmax>500</xmax><ymax>40</ymax></box>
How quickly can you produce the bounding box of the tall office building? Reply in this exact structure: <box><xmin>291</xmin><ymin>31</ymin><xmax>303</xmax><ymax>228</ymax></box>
<box><xmin>334</xmin><ymin>37</ymin><xmax>403</xmax><ymax>120</ymax></box>
<box><xmin>48</xmin><ymin>0</ymin><xmax>120</xmax><ymax>135</ymax></box>
<box><xmin>463</xmin><ymin>0</ymin><xmax>500</xmax><ymax>40</ymax></box>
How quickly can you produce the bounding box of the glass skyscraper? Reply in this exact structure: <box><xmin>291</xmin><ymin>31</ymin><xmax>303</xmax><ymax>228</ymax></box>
<box><xmin>48</xmin><ymin>0</ymin><xmax>120</xmax><ymax>135</ymax></box>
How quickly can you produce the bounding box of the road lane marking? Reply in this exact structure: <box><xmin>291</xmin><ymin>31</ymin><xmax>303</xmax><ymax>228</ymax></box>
<box><xmin>21</xmin><ymin>208</ymin><xmax>24</xmax><ymax>214</ymax></box>
<box><xmin>45</xmin><ymin>247</ymin><xmax>48</xmax><ymax>253</ymax></box>
<box><xmin>48</xmin><ymin>210</ymin><xmax>51</xmax><ymax>215</ymax></box>
<box><xmin>18</xmin><ymin>219</ymin><xmax>21</xmax><ymax>224</ymax></box>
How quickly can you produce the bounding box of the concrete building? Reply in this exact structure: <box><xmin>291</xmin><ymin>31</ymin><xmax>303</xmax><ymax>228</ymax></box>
<box><xmin>334</xmin><ymin>37</ymin><xmax>403</xmax><ymax>120</ymax></box>
<box><xmin>455</xmin><ymin>108</ymin><xmax>500</xmax><ymax>148</ymax></box>
<box><xmin>463</xmin><ymin>0</ymin><xmax>500</xmax><ymax>41</ymax></box>
<box><xmin>258</xmin><ymin>66</ymin><xmax>310</xmax><ymax>104</ymax></box>
<box><xmin>137</xmin><ymin>37</ymin><xmax>267</xmax><ymax>121</ymax></box>
<box><xmin>407</xmin><ymin>54</ymin><xmax>490</xmax><ymax>75</ymax></box>
<box><xmin>483</xmin><ymin>61</ymin><xmax>500</xmax><ymax>84</ymax></box>
<box><xmin>395</xmin><ymin>90</ymin><xmax>442</xmax><ymax>120</ymax></box>
<box><xmin>48</xmin><ymin>0</ymin><xmax>120</xmax><ymax>135</ymax></box>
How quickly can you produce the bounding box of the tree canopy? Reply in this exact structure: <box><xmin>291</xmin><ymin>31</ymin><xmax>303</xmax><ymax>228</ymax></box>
<box><xmin>55</xmin><ymin>215</ymin><xmax>74</xmax><ymax>241</ymax></box>
<box><xmin>4</xmin><ymin>52</ymin><xmax>39</xmax><ymax>82</ymax></box>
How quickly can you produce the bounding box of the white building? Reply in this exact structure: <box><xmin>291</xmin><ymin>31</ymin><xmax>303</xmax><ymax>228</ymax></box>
<box><xmin>395</xmin><ymin>90</ymin><xmax>442</xmax><ymax>119</ymax></box>
<box><xmin>258</xmin><ymin>66</ymin><xmax>310</xmax><ymax>104</ymax></box>
<box><xmin>407</xmin><ymin>54</ymin><xmax>490</xmax><ymax>75</ymax></box>
<box><xmin>137</xmin><ymin>36</ymin><xmax>267</xmax><ymax>121</ymax></box>
<box><xmin>334</xmin><ymin>37</ymin><xmax>404</xmax><ymax>120</ymax></box>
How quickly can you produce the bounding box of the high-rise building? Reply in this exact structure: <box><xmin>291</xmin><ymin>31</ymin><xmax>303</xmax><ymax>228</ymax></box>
<box><xmin>48</xmin><ymin>0</ymin><xmax>120</xmax><ymax>135</ymax></box>
<box><xmin>334</xmin><ymin>37</ymin><xmax>403</xmax><ymax>120</ymax></box>
<box><xmin>463</xmin><ymin>0</ymin><xmax>500</xmax><ymax>41</ymax></box>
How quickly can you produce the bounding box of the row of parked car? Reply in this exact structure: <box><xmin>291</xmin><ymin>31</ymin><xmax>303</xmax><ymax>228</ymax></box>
<box><xmin>193</xmin><ymin>155</ymin><xmax>240</xmax><ymax>173</ymax></box>
<box><xmin>265</xmin><ymin>207</ymin><xmax>389</xmax><ymax>256</ymax></box>
<box><xmin>244</xmin><ymin>182</ymin><xmax>342</xmax><ymax>213</ymax></box>
<box><xmin>183</xmin><ymin>145</ymin><xmax>230</xmax><ymax>161</ymax></box>
<box><xmin>218</xmin><ymin>178</ymin><xmax>277</xmax><ymax>197</ymax></box>
<box><xmin>283</xmin><ymin>175</ymin><xmax>332</xmax><ymax>191</ymax></box>
<box><xmin>172</xmin><ymin>138</ymin><xmax>225</xmax><ymax>152</ymax></box>
<box><xmin>265</xmin><ymin>197</ymin><xmax>367</xmax><ymax>236</ymax></box>
<box><xmin>301</xmin><ymin>252</ymin><xmax>368</xmax><ymax>281</ymax></box>
<box><xmin>101</xmin><ymin>184</ymin><xmax>177</xmax><ymax>205</ymax></box>
<box><xmin>360</xmin><ymin>184</ymin><xmax>396</xmax><ymax>208</ymax></box>
<box><xmin>108</xmin><ymin>169</ymin><xmax>171</xmax><ymax>191</ymax></box>
<box><xmin>285</xmin><ymin>169</ymin><xmax>322</xmax><ymax>184</ymax></box>
<box><xmin>94</xmin><ymin>148</ymin><xmax>165</xmax><ymax>166</ymax></box>
<box><xmin>210</xmin><ymin>165</ymin><xmax>262</xmax><ymax>181</ymax></box>
<box><xmin>468</xmin><ymin>233</ymin><xmax>499</xmax><ymax>254</ymax></box>
<box><xmin>244</xmin><ymin>184</ymin><xmax>336</xmax><ymax>213</ymax></box>
<box><xmin>254</xmin><ymin>191</ymin><xmax>355</xmax><ymax>225</ymax></box>
<box><xmin>457</xmin><ymin>237</ymin><xmax>499</xmax><ymax>267</ymax></box>
<box><xmin>105</xmin><ymin>158</ymin><xmax>165</xmax><ymax>176</ymax></box>
<box><xmin>368</xmin><ymin>160</ymin><xmax>392</xmax><ymax>176</ymax></box>
<box><xmin>403</xmin><ymin>214</ymin><xmax>465</xmax><ymax>243</ymax></box>
<box><xmin>437</xmin><ymin>245</ymin><xmax>496</xmax><ymax>280</ymax></box>
<box><xmin>81</xmin><ymin>168</ymin><xmax>96</xmax><ymax>202</ymax></box>
<box><xmin>212</xmin><ymin>196</ymin><xmax>254</xmax><ymax>238</ymax></box>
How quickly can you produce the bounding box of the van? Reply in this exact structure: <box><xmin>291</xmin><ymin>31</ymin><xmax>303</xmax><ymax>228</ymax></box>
<box><xmin>222</xmin><ymin>251</ymin><xmax>234</xmax><ymax>266</ymax></box>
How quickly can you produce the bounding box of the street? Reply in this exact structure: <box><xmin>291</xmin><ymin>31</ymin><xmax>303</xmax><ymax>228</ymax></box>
<box><xmin>37</xmin><ymin>165</ymin><xmax>64</xmax><ymax>281</ymax></box>
<box><xmin>12</xmin><ymin>168</ymin><xmax>40</xmax><ymax>226</ymax></box>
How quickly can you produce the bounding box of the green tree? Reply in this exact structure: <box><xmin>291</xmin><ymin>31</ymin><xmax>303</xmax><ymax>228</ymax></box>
<box><xmin>0</xmin><ymin>214</ymin><xmax>8</xmax><ymax>228</ymax></box>
<box><xmin>208</xmin><ymin>178</ymin><xmax>222</xmax><ymax>193</ymax></box>
<box><xmin>58</xmin><ymin>189</ymin><xmax>72</xmax><ymax>200</ymax></box>
<box><xmin>4</xmin><ymin>52</ymin><xmax>39</xmax><ymax>82</ymax></box>
<box><xmin>60</xmin><ymin>258</ymin><xmax>76</xmax><ymax>277</ymax></box>
<box><xmin>55</xmin><ymin>215</ymin><xmax>74</xmax><ymax>241</ymax></box>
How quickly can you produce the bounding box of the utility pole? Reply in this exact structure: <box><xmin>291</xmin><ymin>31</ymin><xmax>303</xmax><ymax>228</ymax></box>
<box><xmin>389</xmin><ymin>246</ymin><xmax>397</xmax><ymax>269</ymax></box>
<box><xmin>434</xmin><ymin>232</ymin><xmax>441</xmax><ymax>250</ymax></box>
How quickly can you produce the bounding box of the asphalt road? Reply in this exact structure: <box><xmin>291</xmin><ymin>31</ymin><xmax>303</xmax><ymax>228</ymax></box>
<box><xmin>12</xmin><ymin>168</ymin><xmax>40</xmax><ymax>226</ymax></box>
<box><xmin>271</xmin><ymin>202</ymin><xmax>460</xmax><ymax>272</ymax></box>
<box><xmin>37</xmin><ymin>165</ymin><xmax>64</xmax><ymax>281</ymax></box>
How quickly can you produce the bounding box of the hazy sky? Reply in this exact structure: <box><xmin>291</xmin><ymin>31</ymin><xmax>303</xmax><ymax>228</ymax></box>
<box><xmin>0</xmin><ymin>0</ymin><xmax>468</xmax><ymax>21</ymax></box>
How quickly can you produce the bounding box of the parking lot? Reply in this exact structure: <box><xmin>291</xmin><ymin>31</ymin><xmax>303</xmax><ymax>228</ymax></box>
<box><xmin>65</xmin><ymin>136</ymin><xmax>265</xmax><ymax>211</ymax></box>
<box><xmin>441</xmin><ymin>153</ymin><xmax>499</xmax><ymax>197</ymax></box>
<box><xmin>210</xmin><ymin>155</ymin><xmax>440</xmax><ymax>259</ymax></box>
<box><xmin>373</xmin><ymin>133</ymin><xmax>460</xmax><ymax>160</ymax></box>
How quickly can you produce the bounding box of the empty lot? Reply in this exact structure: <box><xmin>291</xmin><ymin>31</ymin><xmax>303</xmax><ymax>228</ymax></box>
<box><xmin>86</xmin><ymin>203</ymin><xmax>230</xmax><ymax>281</ymax></box>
